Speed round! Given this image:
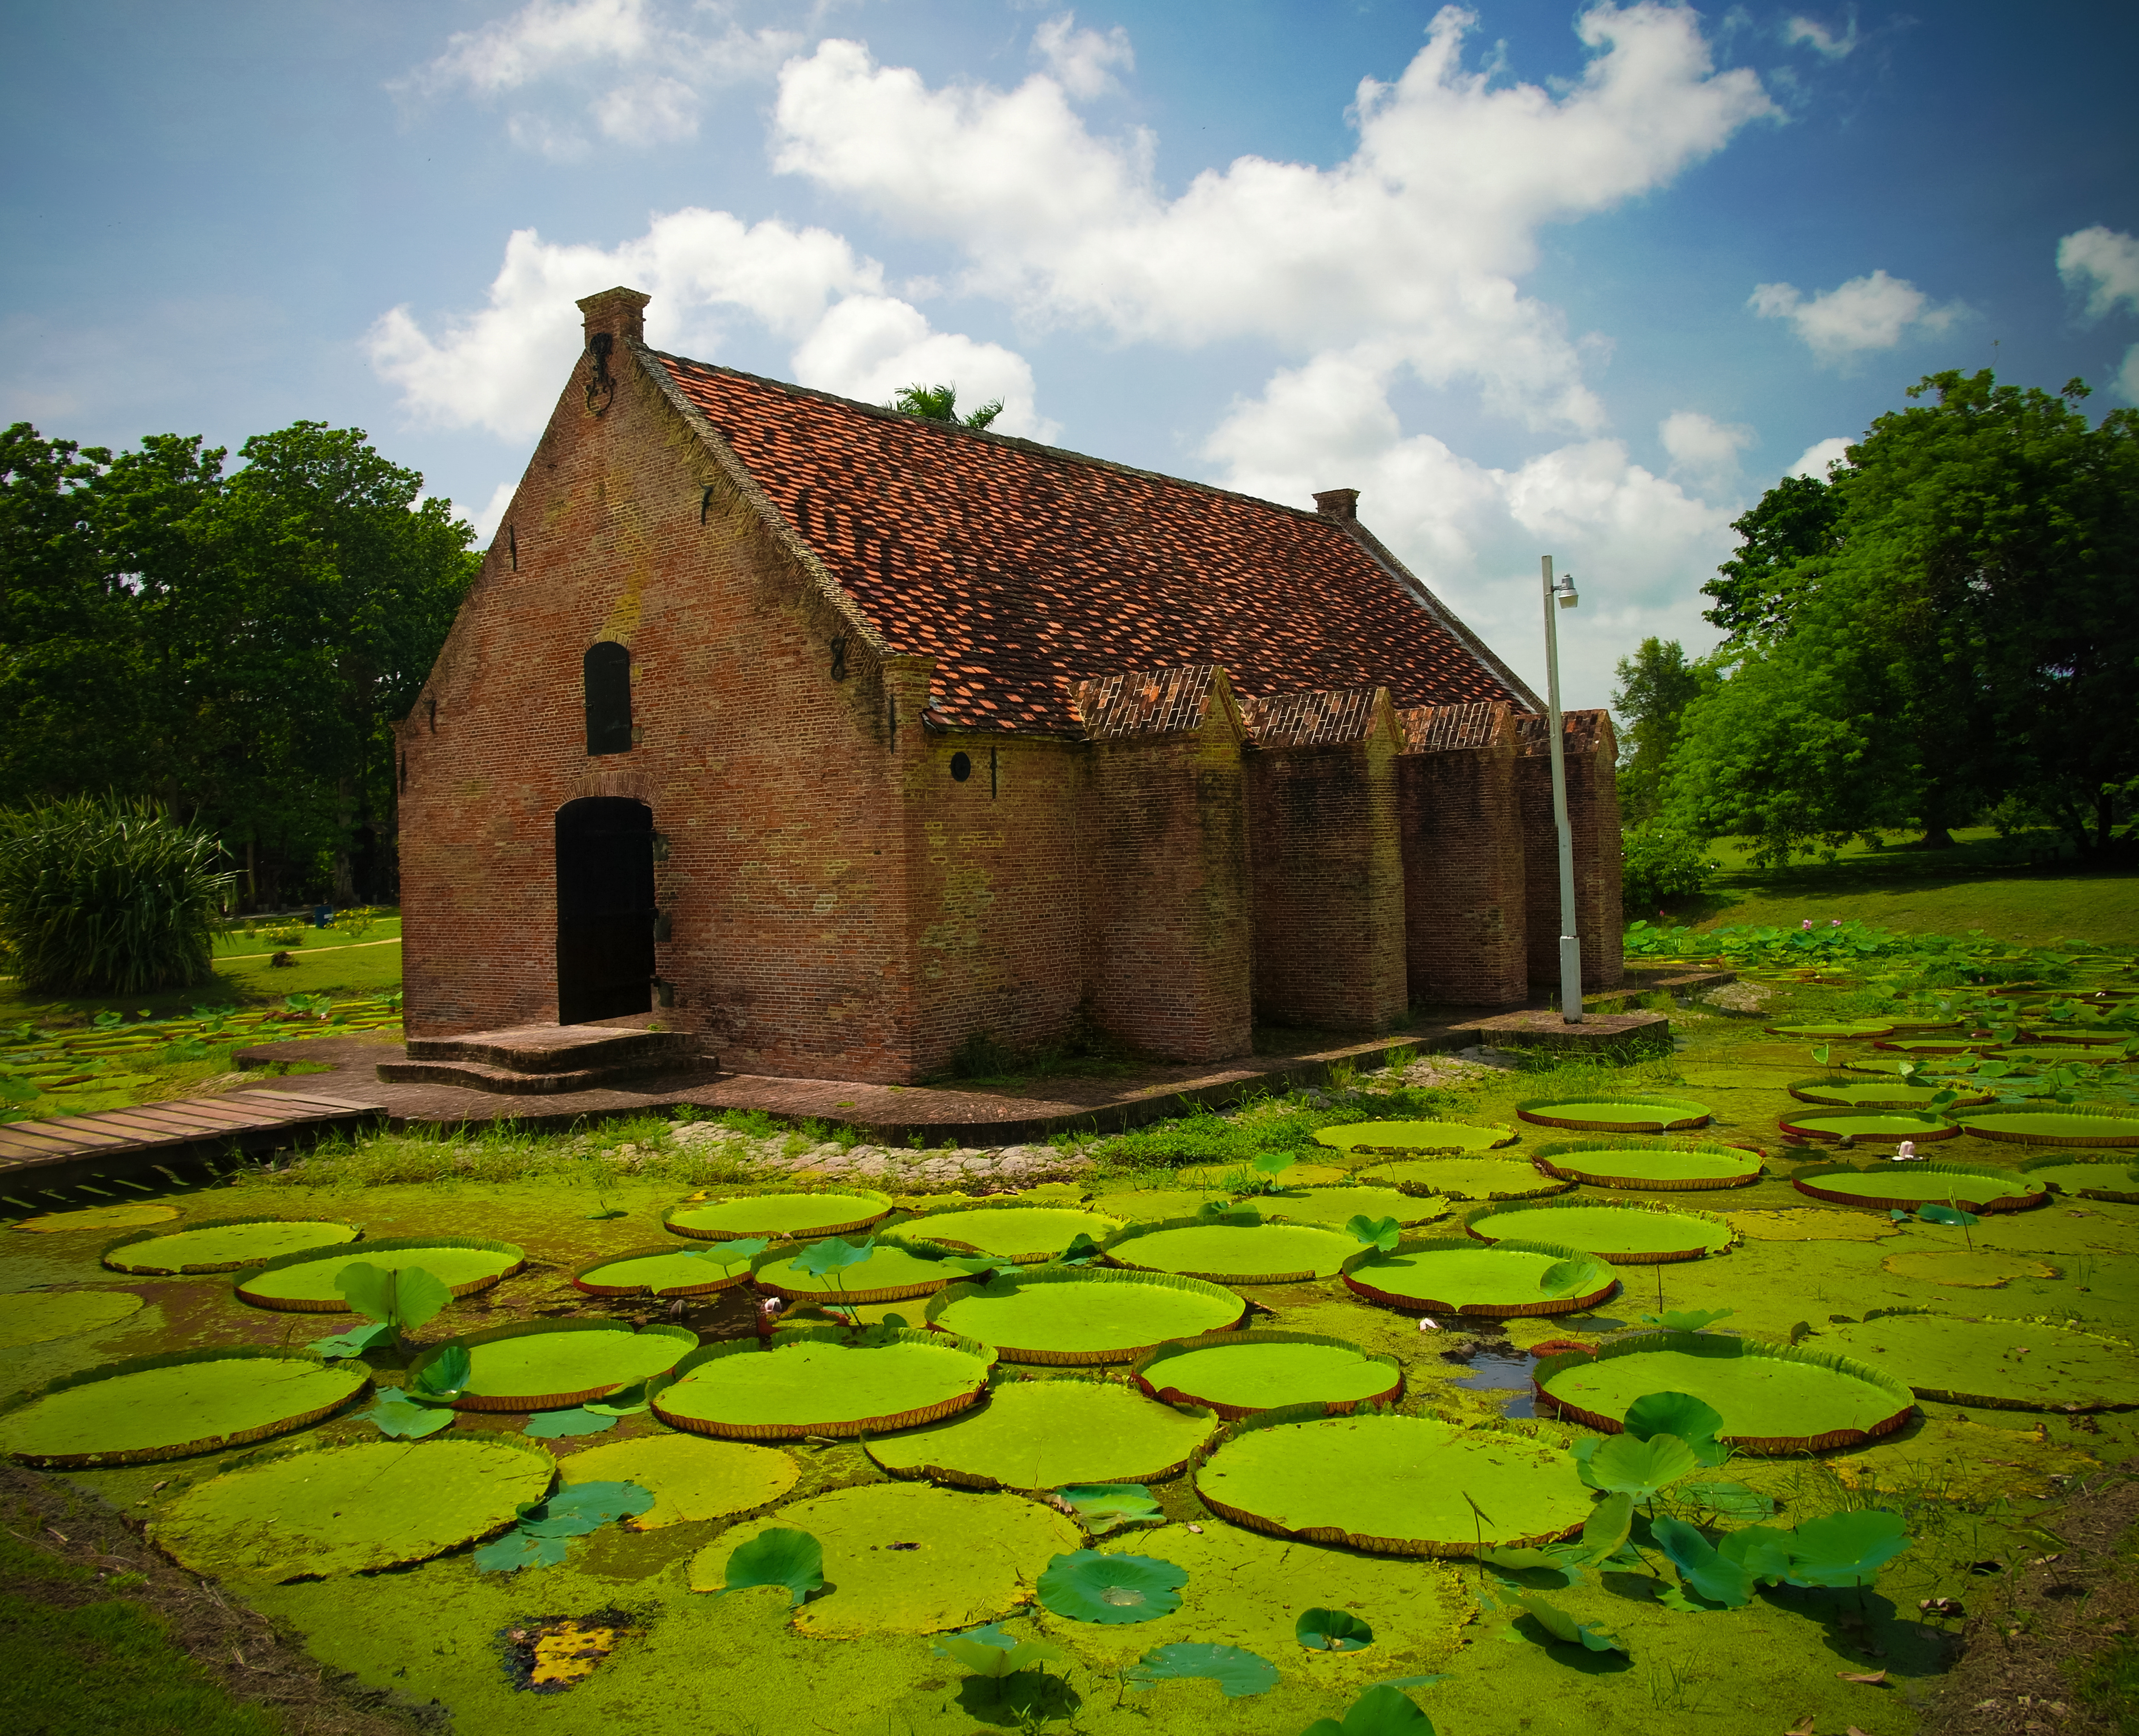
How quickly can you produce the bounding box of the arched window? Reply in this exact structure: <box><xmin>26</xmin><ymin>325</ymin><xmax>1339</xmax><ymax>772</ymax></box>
<box><xmin>584</xmin><ymin>642</ymin><xmax>632</xmax><ymax>755</ymax></box>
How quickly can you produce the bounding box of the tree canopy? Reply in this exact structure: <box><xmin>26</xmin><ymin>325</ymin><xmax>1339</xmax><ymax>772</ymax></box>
<box><xmin>888</xmin><ymin>382</ymin><xmax>1004</xmax><ymax>430</ymax></box>
<box><xmin>1610</xmin><ymin>636</ymin><xmax>1713</xmax><ymax>824</ymax></box>
<box><xmin>1661</xmin><ymin>371</ymin><xmax>2139</xmax><ymax>862</ymax></box>
<box><xmin>0</xmin><ymin>420</ymin><xmax>477</xmax><ymax>905</ymax></box>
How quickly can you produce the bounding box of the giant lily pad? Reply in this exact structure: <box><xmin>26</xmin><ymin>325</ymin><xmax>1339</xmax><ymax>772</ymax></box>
<box><xmin>571</xmin><ymin>1244</ymin><xmax>761</xmax><ymax>1297</ymax></box>
<box><xmin>1312</xmin><ymin>1121</ymin><xmax>1516</xmax><ymax>1155</ymax></box>
<box><xmin>1193</xmin><ymin>1410</ymin><xmax>1593</xmax><ymax>1557</ymax></box>
<box><xmin>1949</xmin><ymin>1108</ymin><xmax>2139</xmax><ymax>1148</ymax></box>
<box><xmin>1533</xmin><ymin>1333</ymin><xmax>1913</xmax><ymax>1453</ymax></box>
<box><xmin>0</xmin><ymin>1289</ymin><xmax>144</xmax><ymax>1349</ymax></box>
<box><xmin>1464</xmin><ymin>1199</ymin><xmax>1736</xmax><ymax>1264</ymax></box>
<box><xmin>0</xmin><ymin>1348</ymin><xmax>369</xmax><ymax>1468</ymax></box>
<box><xmin>556</xmin><ymin>1433</ymin><xmax>798</xmax><ymax>1528</ymax></box>
<box><xmin>750</xmin><ymin>1233</ymin><xmax>965</xmax><ymax>1304</ymax></box>
<box><xmin>408</xmin><ymin>1321</ymin><xmax>697</xmax><ymax>1412</ymax></box>
<box><xmin>866</xmin><ymin>1376</ymin><xmax>1219</xmax><ymax>1490</ymax></box>
<box><xmin>2018</xmin><ymin>1154</ymin><xmax>2139</xmax><ymax>1203</ymax></box>
<box><xmin>1341</xmin><ymin>1237</ymin><xmax>1616</xmax><ymax>1316</ymax></box>
<box><xmin>150</xmin><ymin>1435</ymin><xmax>554</xmax><ymax>1581</ymax></box>
<box><xmin>1515</xmin><ymin>1097</ymin><xmax>1712</xmax><ymax>1134</ymax></box>
<box><xmin>13</xmin><ymin>1203</ymin><xmax>180</xmax><ymax>1233</ymax></box>
<box><xmin>1777</xmin><ymin>1109</ymin><xmax>1960</xmax><ymax>1144</ymax></box>
<box><xmin>923</xmin><ymin>1268</ymin><xmax>1245</xmax><ymax>1365</ymax></box>
<box><xmin>1872</xmin><ymin>1038</ymin><xmax>2004</xmax><ymax>1055</ymax></box>
<box><xmin>235</xmin><ymin>1237</ymin><xmax>524</xmax><ymax>1313</ymax></box>
<box><xmin>1102</xmin><ymin>1218</ymin><xmax>1358</xmax><ymax>1283</ymax></box>
<box><xmin>1255</xmin><ymin>1186</ymin><xmax>1448</xmax><ymax>1228</ymax></box>
<box><xmin>1791</xmin><ymin>1163</ymin><xmax>2048</xmax><ymax>1214</ymax></box>
<box><xmin>1786</xmin><ymin>1079</ymin><xmax>1994</xmax><ymax>1111</ymax></box>
<box><xmin>911</xmin><ymin>1206</ymin><xmax>1125</xmax><ymax>1264</ymax></box>
<box><xmin>103</xmin><ymin>1218</ymin><xmax>359</xmax><ymax>1275</ymax></box>
<box><xmin>690</xmin><ymin>1481</ymin><xmax>1080</xmax><ymax>1635</ymax></box>
<box><xmin>1531</xmin><ymin>1141</ymin><xmax>1763</xmax><ymax>1191</ymax></box>
<box><xmin>1766</xmin><ymin>1023</ymin><xmax>1897</xmax><ymax>1038</ymax></box>
<box><xmin>663</xmin><ymin>1191</ymin><xmax>893</xmax><ymax>1241</ymax></box>
<box><xmin>1132</xmin><ymin>1332</ymin><xmax>1401</xmax><ymax>1420</ymax></box>
<box><xmin>651</xmin><ymin>1327</ymin><xmax>995</xmax><ymax>1439</ymax></box>
<box><xmin>1816</xmin><ymin>1311</ymin><xmax>2139</xmax><ymax>1410</ymax></box>
<box><xmin>1358</xmin><ymin>1158</ymin><xmax>1572</xmax><ymax>1201</ymax></box>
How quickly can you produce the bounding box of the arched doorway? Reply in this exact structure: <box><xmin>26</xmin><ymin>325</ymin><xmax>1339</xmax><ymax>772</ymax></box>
<box><xmin>556</xmin><ymin>797</ymin><xmax>654</xmax><ymax>1025</ymax></box>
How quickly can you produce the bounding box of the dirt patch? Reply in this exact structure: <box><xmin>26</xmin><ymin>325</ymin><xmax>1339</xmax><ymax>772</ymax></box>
<box><xmin>0</xmin><ymin>1463</ymin><xmax>447</xmax><ymax>1736</ymax></box>
<box><xmin>1920</xmin><ymin>1458</ymin><xmax>2139</xmax><ymax>1735</ymax></box>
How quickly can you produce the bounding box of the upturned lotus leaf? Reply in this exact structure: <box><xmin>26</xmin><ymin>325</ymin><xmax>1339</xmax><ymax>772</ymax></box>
<box><xmin>1345</xmin><ymin>1215</ymin><xmax>1402</xmax><ymax>1252</ymax></box>
<box><xmin>1585</xmin><ymin>1432</ymin><xmax>1700</xmax><ymax>1501</ymax></box>
<box><xmin>1650</xmin><ymin>1515</ymin><xmax>1753</xmax><ymax>1606</ymax></box>
<box><xmin>1295</xmin><ymin>1607</ymin><xmax>1374</xmax><ymax>1651</ymax></box>
<box><xmin>1623</xmin><ymin>1390</ymin><xmax>1727</xmax><ymax>1464</ymax></box>
<box><xmin>932</xmin><ymin>1626</ymin><xmax>1066</xmax><ymax>1678</ymax></box>
<box><xmin>363</xmin><ymin>1390</ymin><xmax>453</xmax><ymax>1439</ymax></box>
<box><xmin>412</xmin><ymin>1345</ymin><xmax>470</xmax><ymax>1399</ymax></box>
<box><xmin>793</xmin><ymin>1236</ymin><xmax>874</xmax><ymax>1279</ymax></box>
<box><xmin>1036</xmin><ymin>1550</ymin><xmax>1187</xmax><ymax>1624</ymax></box>
<box><xmin>1579</xmin><ymin>1492</ymin><xmax>1634</xmax><ymax>1561</ymax></box>
<box><xmin>1122</xmin><ymin>1641</ymin><xmax>1277</xmax><ymax>1697</ymax></box>
<box><xmin>1515</xmin><ymin>1593</ymin><xmax>1623</xmax><ymax>1653</ymax></box>
<box><xmin>1301</xmin><ymin>1684</ymin><xmax>1438</xmax><ymax>1736</ymax></box>
<box><xmin>334</xmin><ymin>1263</ymin><xmax>452</xmax><ymax>1332</ymax></box>
<box><xmin>1055</xmin><ymin>1484</ymin><xmax>1163</xmax><ymax>1535</ymax></box>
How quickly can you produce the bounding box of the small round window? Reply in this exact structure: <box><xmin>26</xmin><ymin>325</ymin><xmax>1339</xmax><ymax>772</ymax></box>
<box><xmin>950</xmin><ymin>751</ymin><xmax>972</xmax><ymax>782</ymax></box>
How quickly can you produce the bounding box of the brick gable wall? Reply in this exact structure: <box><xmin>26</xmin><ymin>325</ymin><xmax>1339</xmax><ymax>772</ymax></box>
<box><xmin>1397</xmin><ymin>702</ymin><xmax>1529</xmax><ymax>1006</ymax></box>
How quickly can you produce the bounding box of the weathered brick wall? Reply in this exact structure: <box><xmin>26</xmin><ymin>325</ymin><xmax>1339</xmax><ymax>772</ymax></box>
<box><xmin>398</xmin><ymin>289</ymin><xmax>927</xmax><ymax>1081</ymax></box>
<box><xmin>1396</xmin><ymin>703</ymin><xmax>1528</xmax><ymax>1006</ymax></box>
<box><xmin>1244</xmin><ymin>692</ymin><xmax>1409</xmax><ymax>1032</ymax></box>
<box><xmin>1514</xmin><ymin>710</ymin><xmax>1625</xmax><ymax>993</ymax></box>
<box><xmin>902</xmin><ymin>730</ymin><xmax>1090</xmax><ymax>1076</ymax></box>
<box><xmin>1074</xmin><ymin>677</ymin><xmax>1255</xmax><ymax>1063</ymax></box>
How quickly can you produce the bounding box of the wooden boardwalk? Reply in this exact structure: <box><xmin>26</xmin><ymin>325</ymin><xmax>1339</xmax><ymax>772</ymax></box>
<box><xmin>0</xmin><ymin>1089</ymin><xmax>386</xmax><ymax>1203</ymax></box>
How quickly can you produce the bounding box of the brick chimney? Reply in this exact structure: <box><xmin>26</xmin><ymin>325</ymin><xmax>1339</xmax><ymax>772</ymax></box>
<box><xmin>1313</xmin><ymin>488</ymin><xmax>1359</xmax><ymax>521</ymax></box>
<box><xmin>577</xmin><ymin>286</ymin><xmax>651</xmax><ymax>346</ymax></box>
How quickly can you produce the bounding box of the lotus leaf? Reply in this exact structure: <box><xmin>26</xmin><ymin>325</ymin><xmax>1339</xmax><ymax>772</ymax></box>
<box><xmin>1585</xmin><ymin>1432</ymin><xmax>1699</xmax><ymax>1501</ymax></box>
<box><xmin>1055</xmin><ymin>1483</ymin><xmax>1163</xmax><ymax>1535</ymax></box>
<box><xmin>1105</xmin><ymin>1221</ymin><xmax>1361</xmax><ymax>1283</ymax></box>
<box><xmin>1816</xmin><ymin>1313</ymin><xmax>2139</xmax><ymax>1409</ymax></box>
<box><xmin>926</xmin><ymin>1268</ymin><xmax>1245</xmax><ymax>1364</ymax></box>
<box><xmin>0</xmin><ymin>1349</ymin><xmax>369</xmax><ymax>1467</ymax></box>
<box><xmin>1514</xmin><ymin>1593</ymin><xmax>1623</xmax><ymax>1652</ymax></box>
<box><xmin>1581</xmin><ymin>1492</ymin><xmax>1634</xmax><ymax>1561</ymax></box>
<box><xmin>1295</xmin><ymin>1607</ymin><xmax>1374</xmax><ymax>1651</ymax></box>
<box><xmin>1679</xmin><ymin>1481</ymin><xmax>1776</xmax><ymax>1520</ymax></box>
<box><xmin>1124</xmin><ymin>1641</ymin><xmax>1279</xmax><ymax>1697</ymax></box>
<box><xmin>918</xmin><ymin>1207</ymin><xmax>1124</xmax><ymax>1262</ymax></box>
<box><xmin>335</xmin><ymin>1263</ymin><xmax>452</xmax><ymax>1332</ymax></box>
<box><xmin>1301</xmin><ymin>1684</ymin><xmax>1438</xmax><ymax>1736</ymax></box>
<box><xmin>1536</xmin><ymin>1336</ymin><xmax>1912</xmax><ymax>1452</ymax></box>
<box><xmin>1640</xmin><ymin>1308</ymin><xmax>1735</xmax><ymax>1333</ymax></box>
<box><xmin>522</xmin><ymin>1407</ymin><xmax>616</xmax><ymax>1438</ymax></box>
<box><xmin>1037</xmin><ymin>1549</ymin><xmax>1187</xmax><ymax>1624</ymax></box>
<box><xmin>307</xmin><ymin>1321</ymin><xmax>392</xmax><ymax>1358</ymax></box>
<box><xmin>1914</xmin><ymin>1203</ymin><xmax>1980</xmax><ymax>1227</ymax></box>
<box><xmin>102</xmin><ymin>1218</ymin><xmax>357</xmax><ymax>1275</ymax></box>
<box><xmin>411</xmin><ymin>1345</ymin><xmax>470</xmax><ymax>1400</ymax></box>
<box><xmin>1134</xmin><ymin>1333</ymin><xmax>1401</xmax><ymax>1420</ymax></box>
<box><xmin>663</xmin><ymin>1191</ymin><xmax>892</xmax><ymax>1240</ymax></box>
<box><xmin>1313</xmin><ymin>1120</ymin><xmax>1515</xmax><ymax>1154</ymax></box>
<box><xmin>654</xmin><ymin>1329</ymin><xmax>993</xmax><ymax>1438</ymax></box>
<box><xmin>0</xmin><ymin>1288</ymin><xmax>143</xmax><ymax>1349</ymax></box>
<box><xmin>556</xmin><ymin>1432</ymin><xmax>798</xmax><ymax>1528</ymax></box>
<box><xmin>933</xmin><ymin>1627</ymin><xmax>1066</xmax><ymax>1677</ymax></box>
<box><xmin>1650</xmin><ymin>1515</ymin><xmax>1753</xmax><ymax>1607</ymax></box>
<box><xmin>867</xmin><ymin>1377</ymin><xmax>1218</xmax><ymax>1490</ymax></box>
<box><xmin>363</xmin><ymin>1390</ymin><xmax>453</xmax><ymax>1439</ymax></box>
<box><xmin>721</xmin><ymin>1526</ymin><xmax>824</xmax><ymax>1606</ymax></box>
<box><xmin>1341</xmin><ymin>1237</ymin><xmax>1615</xmax><ymax>1317</ymax></box>
<box><xmin>1778</xmin><ymin>1509</ymin><xmax>1912</xmax><ymax>1587</ymax></box>
<box><xmin>1623</xmin><ymin>1390</ymin><xmax>1725</xmax><ymax>1456</ymax></box>
<box><xmin>1194</xmin><ymin>1412</ymin><xmax>1592</xmax><ymax>1557</ymax></box>
<box><xmin>690</xmin><ymin>1482</ymin><xmax>1080</xmax><ymax>1635</ymax></box>
<box><xmin>513</xmin><ymin>1479</ymin><xmax>655</xmax><ymax>1537</ymax></box>
<box><xmin>150</xmin><ymin>1436</ymin><xmax>553</xmax><ymax>1580</ymax></box>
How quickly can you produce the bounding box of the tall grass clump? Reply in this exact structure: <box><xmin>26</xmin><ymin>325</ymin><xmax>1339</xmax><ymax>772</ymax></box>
<box><xmin>0</xmin><ymin>797</ymin><xmax>235</xmax><ymax>993</ymax></box>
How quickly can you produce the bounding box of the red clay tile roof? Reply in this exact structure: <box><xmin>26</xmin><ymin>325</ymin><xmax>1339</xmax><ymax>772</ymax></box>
<box><xmin>1237</xmin><ymin>686</ymin><xmax>1386</xmax><ymax>748</ymax></box>
<box><xmin>1072</xmin><ymin>666</ymin><xmax>1226</xmax><ymax>740</ymax></box>
<box><xmin>1401</xmin><ymin>701</ymin><xmax>1513</xmax><ymax>753</ymax></box>
<box><xmin>658</xmin><ymin>353</ymin><xmax>1536</xmax><ymax>736</ymax></box>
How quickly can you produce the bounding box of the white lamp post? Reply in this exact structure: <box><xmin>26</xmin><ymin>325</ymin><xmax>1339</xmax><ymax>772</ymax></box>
<box><xmin>1540</xmin><ymin>556</ymin><xmax>1583</xmax><ymax>1024</ymax></box>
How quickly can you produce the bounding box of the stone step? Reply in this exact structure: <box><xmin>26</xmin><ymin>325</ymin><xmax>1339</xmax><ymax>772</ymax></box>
<box><xmin>376</xmin><ymin>1056</ymin><xmax>686</xmax><ymax>1095</ymax></box>
<box><xmin>403</xmin><ymin>1024</ymin><xmax>701</xmax><ymax>1075</ymax></box>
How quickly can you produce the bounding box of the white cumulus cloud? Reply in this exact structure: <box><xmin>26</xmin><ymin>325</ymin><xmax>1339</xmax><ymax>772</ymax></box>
<box><xmin>2058</xmin><ymin>225</ymin><xmax>2139</xmax><ymax>320</ymax></box>
<box><xmin>772</xmin><ymin>3</ymin><xmax>1776</xmax><ymax>432</ymax></box>
<box><xmin>398</xmin><ymin>0</ymin><xmax>800</xmax><ymax>155</ymax></box>
<box><xmin>1748</xmin><ymin>269</ymin><xmax>1965</xmax><ymax>365</ymax></box>
<box><xmin>365</xmin><ymin>209</ymin><xmax>1057</xmax><ymax>442</ymax></box>
<box><xmin>1659</xmin><ymin>409</ymin><xmax>1754</xmax><ymax>486</ymax></box>
<box><xmin>1032</xmin><ymin>12</ymin><xmax>1134</xmax><ymax>100</ymax></box>
<box><xmin>1788</xmin><ymin>436</ymin><xmax>1852</xmax><ymax>479</ymax></box>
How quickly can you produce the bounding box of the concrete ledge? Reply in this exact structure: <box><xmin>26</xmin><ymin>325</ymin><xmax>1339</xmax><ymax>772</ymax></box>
<box><xmin>1452</xmin><ymin>1010</ymin><xmax>1671</xmax><ymax>1054</ymax></box>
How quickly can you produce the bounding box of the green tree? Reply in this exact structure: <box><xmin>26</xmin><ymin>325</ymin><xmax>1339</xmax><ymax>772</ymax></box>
<box><xmin>889</xmin><ymin>382</ymin><xmax>1003</xmax><ymax>430</ymax></box>
<box><xmin>1665</xmin><ymin>372</ymin><xmax>2139</xmax><ymax>861</ymax></box>
<box><xmin>1610</xmin><ymin>637</ymin><xmax>1712</xmax><ymax>823</ymax></box>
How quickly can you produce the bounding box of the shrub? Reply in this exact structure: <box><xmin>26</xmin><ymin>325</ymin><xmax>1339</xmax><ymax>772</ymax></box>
<box><xmin>1621</xmin><ymin>820</ymin><xmax>1715</xmax><ymax>916</ymax></box>
<box><xmin>0</xmin><ymin>798</ymin><xmax>236</xmax><ymax>993</ymax></box>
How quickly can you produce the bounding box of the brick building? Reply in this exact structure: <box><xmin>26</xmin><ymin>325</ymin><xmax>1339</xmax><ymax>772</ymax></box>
<box><xmin>395</xmin><ymin>286</ymin><xmax>1623</xmax><ymax>1084</ymax></box>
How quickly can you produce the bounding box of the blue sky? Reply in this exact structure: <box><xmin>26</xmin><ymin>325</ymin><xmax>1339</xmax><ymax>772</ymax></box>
<box><xmin>5</xmin><ymin>0</ymin><xmax>2135</xmax><ymax>708</ymax></box>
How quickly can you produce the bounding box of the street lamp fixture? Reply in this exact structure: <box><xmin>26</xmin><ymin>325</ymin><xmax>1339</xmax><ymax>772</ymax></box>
<box><xmin>1541</xmin><ymin>556</ymin><xmax>1582</xmax><ymax>1024</ymax></box>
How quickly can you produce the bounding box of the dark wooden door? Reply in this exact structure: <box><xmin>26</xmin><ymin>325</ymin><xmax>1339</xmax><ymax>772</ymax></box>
<box><xmin>556</xmin><ymin>797</ymin><xmax>654</xmax><ymax>1024</ymax></box>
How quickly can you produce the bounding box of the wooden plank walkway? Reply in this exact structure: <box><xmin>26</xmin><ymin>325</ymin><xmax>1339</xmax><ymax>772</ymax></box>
<box><xmin>0</xmin><ymin>1089</ymin><xmax>387</xmax><ymax>1202</ymax></box>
